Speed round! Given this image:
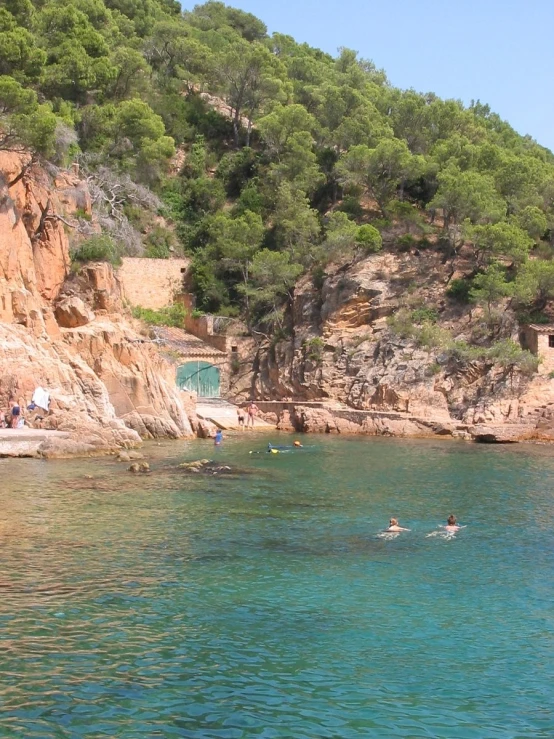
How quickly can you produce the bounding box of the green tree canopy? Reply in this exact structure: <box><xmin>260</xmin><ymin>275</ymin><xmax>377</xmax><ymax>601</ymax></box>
<box><xmin>429</xmin><ymin>167</ymin><xmax>506</xmax><ymax>227</ymax></box>
<box><xmin>337</xmin><ymin>139</ymin><xmax>421</xmax><ymax>215</ymax></box>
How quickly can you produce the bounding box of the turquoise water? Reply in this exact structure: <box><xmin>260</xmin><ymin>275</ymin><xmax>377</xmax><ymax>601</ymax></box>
<box><xmin>1</xmin><ymin>435</ymin><xmax>554</xmax><ymax>738</ymax></box>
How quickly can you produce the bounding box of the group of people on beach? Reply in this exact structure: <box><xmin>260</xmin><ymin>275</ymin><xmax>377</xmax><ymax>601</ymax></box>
<box><xmin>386</xmin><ymin>515</ymin><xmax>460</xmax><ymax>532</ymax></box>
<box><xmin>1</xmin><ymin>388</ymin><xmax>51</xmax><ymax>429</ymax></box>
<box><xmin>236</xmin><ymin>401</ymin><xmax>258</xmax><ymax>429</ymax></box>
<box><xmin>213</xmin><ymin>401</ymin><xmax>259</xmax><ymax>445</ymax></box>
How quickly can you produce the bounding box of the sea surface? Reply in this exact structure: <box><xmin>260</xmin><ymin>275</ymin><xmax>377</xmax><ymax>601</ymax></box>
<box><xmin>1</xmin><ymin>434</ymin><xmax>554</xmax><ymax>738</ymax></box>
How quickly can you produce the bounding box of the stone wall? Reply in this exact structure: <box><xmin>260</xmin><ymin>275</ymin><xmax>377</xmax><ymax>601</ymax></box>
<box><xmin>183</xmin><ymin>313</ymin><xmax>228</xmax><ymax>352</ymax></box>
<box><xmin>537</xmin><ymin>333</ymin><xmax>554</xmax><ymax>374</ymax></box>
<box><xmin>521</xmin><ymin>326</ymin><xmax>554</xmax><ymax>375</ymax></box>
<box><xmin>520</xmin><ymin>326</ymin><xmax>539</xmax><ymax>356</ymax></box>
<box><xmin>118</xmin><ymin>257</ymin><xmax>189</xmax><ymax>309</ymax></box>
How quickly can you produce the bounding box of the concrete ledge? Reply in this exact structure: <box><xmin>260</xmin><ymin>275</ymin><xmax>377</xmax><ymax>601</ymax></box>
<box><xmin>0</xmin><ymin>429</ymin><xmax>71</xmax><ymax>458</ymax></box>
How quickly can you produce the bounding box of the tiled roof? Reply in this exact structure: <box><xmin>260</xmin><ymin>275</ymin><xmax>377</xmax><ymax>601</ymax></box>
<box><xmin>527</xmin><ymin>324</ymin><xmax>554</xmax><ymax>333</ymax></box>
<box><xmin>152</xmin><ymin>326</ymin><xmax>226</xmax><ymax>357</ymax></box>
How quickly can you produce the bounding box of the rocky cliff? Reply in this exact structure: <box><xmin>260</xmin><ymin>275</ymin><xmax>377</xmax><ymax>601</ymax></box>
<box><xmin>229</xmin><ymin>250</ymin><xmax>554</xmax><ymax>442</ymax></box>
<box><xmin>0</xmin><ymin>153</ymin><xmax>194</xmax><ymax>457</ymax></box>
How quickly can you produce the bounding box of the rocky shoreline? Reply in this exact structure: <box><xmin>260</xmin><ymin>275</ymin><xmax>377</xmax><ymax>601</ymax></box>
<box><xmin>3</xmin><ymin>152</ymin><xmax>554</xmax><ymax>460</ymax></box>
<box><xmin>256</xmin><ymin>402</ymin><xmax>554</xmax><ymax>444</ymax></box>
<box><xmin>0</xmin><ymin>414</ymin><xmax>551</xmax><ymax>460</ymax></box>
<box><xmin>0</xmin><ymin>152</ymin><xmax>199</xmax><ymax>459</ymax></box>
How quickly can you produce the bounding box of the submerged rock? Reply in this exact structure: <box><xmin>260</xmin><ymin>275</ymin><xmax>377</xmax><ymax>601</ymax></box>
<box><xmin>178</xmin><ymin>459</ymin><xmax>235</xmax><ymax>475</ymax></box>
<box><xmin>128</xmin><ymin>461</ymin><xmax>150</xmax><ymax>473</ymax></box>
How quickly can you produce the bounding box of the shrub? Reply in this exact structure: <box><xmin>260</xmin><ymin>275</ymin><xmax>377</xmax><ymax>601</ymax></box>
<box><xmin>144</xmin><ymin>225</ymin><xmax>178</xmax><ymax>259</ymax></box>
<box><xmin>304</xmin><ymin>336</ymin><xmax>325</xmax><ymax>362</ymax></box>
<box><xmin>71</xmin><ymin>235</ymin><xmax>121</xmax><ymax>266</ymax></box>
<box><xmin>446</xmin><ymin>278</ymin><xmax>471</xmax><ymax>302</ymax></box>
<box><xmin>417</xmin><ymin>322</ymin><xmax>450</xmax><ymax>349</ymax></box>
<box><xmin>411</xmin><ymin>307</ymin><xmax>439</xmax><ymax>324</ymax></box>
<box><xmin>356</xmin><ymin>224</ymin><xmax>382</xmax><ymax>253</ymax></box>
<box><xmin>449</xmin><ymin>338</ymin><xmax>539</xmax><ymax>375</ymax></box>
<box><xmin>312</xmin><ymin>265</ymin><xmax>327</xmax><ymax>290</ymax></box>
<box><xmin>516</xmin><ymin>310</ymin><xmax>550</xmax><ymax>325</ymax></box>
<box><xmin>338</xmin><ymin>196</ymin><xmax>364</xmax><ymax>218</ymax></box>
<box><xmin>396</xmin><ymin>233</ymin><xmax>417</xmax><ymax>252</ymax></box>
<box><xmin>214</xmin><ymin>305</ymin><xmax>241</xmax><ymax>318</ymax></box>
<box><xmin>371</xmin><ymin>218</ymin><xmax>391</xmax><ymax>231</ymax></box>
<box><xmin>485</xmin><ymin>339</ymin><xmax>539</xmax><ymax>374</ymax></box>
<box><xmin>387</xmin><ymin>308</ymin><xmax>416</xmax><ymax>339</ymax></box>
<box><xmin>131</xmin><ymin>303</ymin><xmax>186</xmax><ymax>327</ymax></box>
<box><xmin>74</xmin><ymin>207</ymin><xmax>92</xmax><ymax>222</ymax></box>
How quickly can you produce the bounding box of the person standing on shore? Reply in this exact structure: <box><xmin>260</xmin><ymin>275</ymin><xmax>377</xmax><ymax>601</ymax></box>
<box><xmin>9</xmin><ymin>399</ymin><xmax>20</xmax><ymax>429</ymax></box>
<box><xmin>237</xmin><ymin>407</ymin><xmax>245</xmax><ymax>428</ymax></box>
<box><xmin>246</xmin><ymin>401</ymin><xmax>258</xmax><ymax>429</ymax></box>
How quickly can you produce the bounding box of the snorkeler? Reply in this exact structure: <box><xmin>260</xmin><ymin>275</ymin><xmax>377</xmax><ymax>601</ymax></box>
<box><xmin>444</xmin><ymin>514</ymin><xmax>460</xmax><ymax>532</ymax></box>
<box><xmin>385</xmin><ymin>518</ymin><xmax>410</xmax><ymax>532</ymax></box>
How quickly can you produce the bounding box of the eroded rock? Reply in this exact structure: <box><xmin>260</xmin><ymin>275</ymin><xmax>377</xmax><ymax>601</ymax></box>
<box><xmin>0</xmin><ymin>153</ymin><xmax>197</xmax><ymax>456</ymax></box>
<box><xmin>55</xmin><ymin>296</ymin><xmax>95</xmax><ymax>328</ymax></box>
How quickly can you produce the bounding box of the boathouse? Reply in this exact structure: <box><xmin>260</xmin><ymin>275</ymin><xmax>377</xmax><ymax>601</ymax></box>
<box><xmin>152</xmin><ymin>326</ymin><xmax>228</xmax><ymax>397</ymax></box>
<box><xmin>520</xmin><ymin>324</ymin><xmax>554</xmax><ymax>374</ymax></box>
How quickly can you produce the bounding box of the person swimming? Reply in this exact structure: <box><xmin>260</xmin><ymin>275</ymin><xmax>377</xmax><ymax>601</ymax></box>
<box><xmin>385</xmin><ymin>518</ymin><xmax>410</xmax><ymax>532</ymax></box>
<box><xmin>444</xmin><ymin>514</ymin><xmax>460</xmax><ymax>532</ymax></box>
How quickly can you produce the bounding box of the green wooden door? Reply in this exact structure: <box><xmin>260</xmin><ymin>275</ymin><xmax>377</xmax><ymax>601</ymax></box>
<box><xmin>177</xmin><ymin>361</ymin><xmax>220</xmax><ymax>397</ymax></box>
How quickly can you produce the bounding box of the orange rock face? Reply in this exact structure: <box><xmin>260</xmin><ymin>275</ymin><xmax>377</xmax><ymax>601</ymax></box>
<box><xmin>0</xmin><ymin>153</ymin><xmax>195</xmax><ymax>454</ymax></box>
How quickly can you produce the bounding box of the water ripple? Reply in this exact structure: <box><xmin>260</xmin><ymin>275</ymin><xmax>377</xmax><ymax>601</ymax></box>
<box><xmin>1</xmin><ymin>436</ymin><xmax>554</xmax><ymax>737</ymax></box>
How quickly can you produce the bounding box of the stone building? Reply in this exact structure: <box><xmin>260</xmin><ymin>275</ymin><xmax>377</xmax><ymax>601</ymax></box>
<box><xmin>520</xmin><ymin>324</ymin><xmax>554</xmax><ymax>374</ymax></box>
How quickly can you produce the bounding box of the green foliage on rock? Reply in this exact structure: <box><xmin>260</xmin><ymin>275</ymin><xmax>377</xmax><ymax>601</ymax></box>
<box><xmin>3</xmin><ymin>0</ymin><xmax>554</xmax><ymax>343</ymax></box>
<box><xmin>469</xmin><ymin>263</ymin><xmax>513</xmax><ymax>310</ymax></box>
<box><xmin>131</xmin><ymin>303</ymin><xmax>187</xmax><ymax>327</ymax></box>
<box><xmin>446</xmin><ymin>278</ymin><xmax>471</xmax><ymax>302</ymax></box>
<box><xmin>71</xmin><ymin>234</ymin><xmax>121</xmax><ymax>265</ymax></box>
<box><xmin>356</xmin><ymin>224</ymin><xmax>382</xmax><ymax>253</ymax></box>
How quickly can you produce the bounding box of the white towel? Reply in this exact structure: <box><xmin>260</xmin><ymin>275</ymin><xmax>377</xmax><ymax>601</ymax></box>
<box><xmin>32</xmin><ymin>386</ymin><xmax>50</xmax><ymax>411</ymax></box>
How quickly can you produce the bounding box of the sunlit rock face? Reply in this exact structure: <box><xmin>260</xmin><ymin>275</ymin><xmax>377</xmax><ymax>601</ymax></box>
<box><xmin>0</xmin><ymin>153</ymin><xmax>195</xmax><ymax>455</ymax></box>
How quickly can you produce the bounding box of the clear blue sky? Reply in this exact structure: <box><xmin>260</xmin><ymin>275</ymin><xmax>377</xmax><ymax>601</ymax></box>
<box><xmin>183</xmin><ymin>0</ymin><xmax>554</xmax><ymax>152</ymax></box>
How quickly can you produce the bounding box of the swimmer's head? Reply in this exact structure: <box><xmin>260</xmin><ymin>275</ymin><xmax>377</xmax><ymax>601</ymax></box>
<box><xmin>447</xmin><ymin>514</ymin><xmax>456</xmax><ymax>526</ymax></box>
<box><xmin>389</xmin><ymin>518</ymin><xmax>398</xmax><ymax>527</ymax></box>
<box><xmin>293</xmin><ymin>440</ymin><xmax>302</xmax><ymax>447</ymax></box>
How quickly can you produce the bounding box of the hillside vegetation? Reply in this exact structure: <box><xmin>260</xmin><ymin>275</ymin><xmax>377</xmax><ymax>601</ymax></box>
<box><xmin>2</xmin><ymin>0</ymin><xmax>554</xmax><ymax>352</ymax></box>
